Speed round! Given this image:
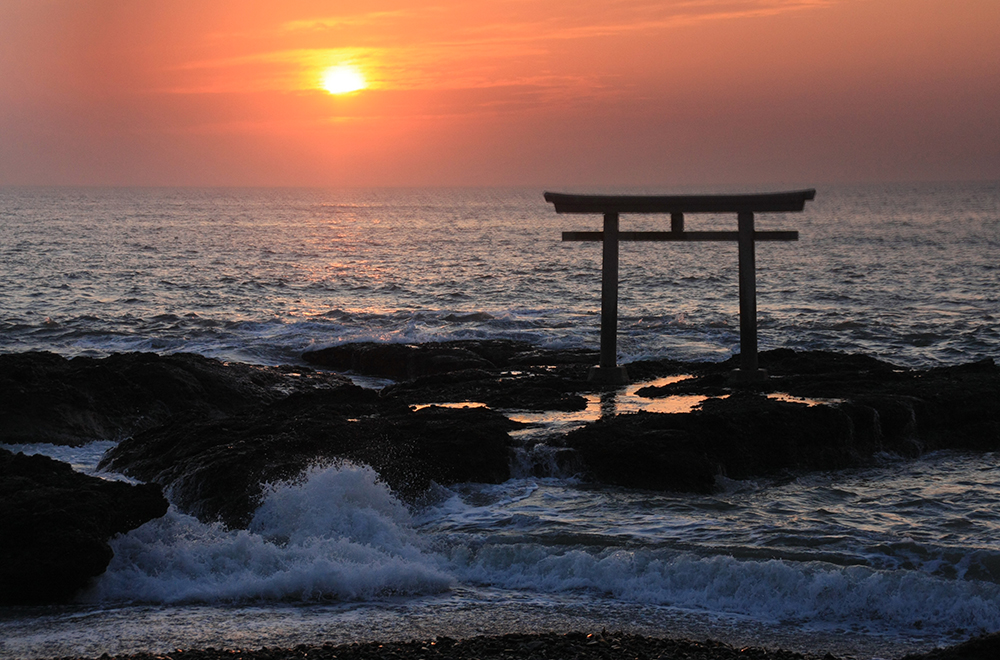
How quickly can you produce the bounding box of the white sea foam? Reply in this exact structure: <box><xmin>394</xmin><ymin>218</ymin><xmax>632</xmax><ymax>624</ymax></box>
<box><xmin>449</xmin><ymin>544</ymin><xmax>1000</xmax><ymax>636</ymax></box>
<box><xmin>83</xmin><ymin>464</ymin><xmax>452</xmax><ymax>604</ymax></box>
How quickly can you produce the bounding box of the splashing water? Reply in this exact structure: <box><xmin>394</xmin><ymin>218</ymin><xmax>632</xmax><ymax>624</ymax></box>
<box><xmin>82</xmin><ymin>464</ymin><xmax>451</xmax><ymax>604</ymax></box>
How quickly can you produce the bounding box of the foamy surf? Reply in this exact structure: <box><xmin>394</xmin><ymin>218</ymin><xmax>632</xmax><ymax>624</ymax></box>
<box><xmin>448</xmin><ymin>543</ymin><xmax>1000</xmax><ymax>638</ymax></box>
<box><xmin>4</xmin><ymin>442</ymin><xmax>1000</xmax><ymax>658</ymax></box>
<box><xmin>79</xmin><ymin>458</ymin><xmax>1000</xmax><ymax>642</ymax></box>
<box><xmin>82</xmin><ymin>464</ymin><xmax>452</xmax><ymax>604</ymax></box>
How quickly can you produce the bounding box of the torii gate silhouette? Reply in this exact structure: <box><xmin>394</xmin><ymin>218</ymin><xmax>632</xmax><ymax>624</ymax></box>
<box><xmin>544</xmin><ymin>189</ymin><xmax>815</xmax><ymax>385</ymax></box>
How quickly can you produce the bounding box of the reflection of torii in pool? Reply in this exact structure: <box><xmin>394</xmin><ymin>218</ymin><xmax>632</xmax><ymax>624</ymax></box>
<box><xmin>544</xmin><ymin>188</ymin><xmax>816</xmax><ymax>386</ymax></box>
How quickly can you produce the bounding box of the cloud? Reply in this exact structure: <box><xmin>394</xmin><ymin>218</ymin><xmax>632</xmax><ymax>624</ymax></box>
<box><xmin>280</xmin><ymin>9</ymin><xmax>428</xmax><ymax>33</ymax></box>
<box><xmin>158</xmin><ymin>0</ymin><xmax>836</xmax><ymax>99</ymax></box>
<box><xmin>447</xmin><ymin>0</ymin><xmax>837</xmax><ymax>42</ymax></box>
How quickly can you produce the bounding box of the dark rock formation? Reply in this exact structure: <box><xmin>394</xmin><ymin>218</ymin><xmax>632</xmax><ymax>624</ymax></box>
<box><xmin>0</xmin><ymin>448</ymin><xmax>168</xmax><ymax>604</ymax></box>
<box><xmin>382</xmin><ymin>368</ymin><xmax>590</xmax><ymax>412</ymax></box>
<box><xmin>303</xmin><ymin>340</ymin><xmax>599</xmax><ymax>412</ymax></box>
<box><xmin>564</xmin><ymin>393</ymin><xmax>882</xmax><ymax>493</ymax></box>
<box><xmin>634</xmin><ymin>349</ymin><xmax>1000</xmax><ymax>457</ymax></box>
<box><xmin>567</xmin><ymin>349</ymin><xmax>999</xmax><ymax>492</ymax></box>
<box><xmin>5</xmin><ymin>345</ymin><xmax>999</xmax><ymax>536</ymax></box>
<box><xmin>302</xmin><ymin>339</ymin><xmax>598</xmax><ymax>382</ymax></box>
<box><xmin>100</xmin><ymin>385</ymin><xmax>520</xmax><ymax>528</ymax></box>
<box><xmin>302</xmin><ymin>342</ymin><xmax>496</xmax><ymax>381</ymax></box>
<box><xmin>0</xmin><ymin>351</ymin><xmax>351</xmax><ymax>446</ymax></box>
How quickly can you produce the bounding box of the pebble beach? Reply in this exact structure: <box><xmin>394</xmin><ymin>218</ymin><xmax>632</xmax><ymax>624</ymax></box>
<box><xmin>39</xmin><ymin>630</ymin><xmax>1000</xmax><ymax>660</ymax></box>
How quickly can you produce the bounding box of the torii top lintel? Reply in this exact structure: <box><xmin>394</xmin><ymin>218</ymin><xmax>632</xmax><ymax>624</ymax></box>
<box><xmin>543</xmin><ymin>188</ymin><xmax>816</xmax><ymax>215</ymax></box>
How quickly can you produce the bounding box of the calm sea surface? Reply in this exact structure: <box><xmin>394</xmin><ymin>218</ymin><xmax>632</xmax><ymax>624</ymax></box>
<box><xmin>1</xmin><ymin>183</ymin><xmax>999</xmax><ymax>659</ymax></box>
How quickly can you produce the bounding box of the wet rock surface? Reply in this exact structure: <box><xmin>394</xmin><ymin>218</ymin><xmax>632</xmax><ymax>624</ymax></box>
<box><xmin>382</xmin><ymin>368</ymin><xmax>591</xmax><ymax>412</ymax></box>
<box><xmin>100</xmin><ymin>387</ymin><xmax>519</xmax><ymax>528</ymax></box>
<box><xmin>569</xmin><ymin>349</ymin><xmax>999</xmax><ymax>491</ymax></box>
<box><xmin>302</xmin><ymin>339</ymin><xmax>599</xmax><ymax>382</ymax></box>
<box><xmin>563</xmin><ymin>393</ymin><xmax>868</xmax><ymax>493</ymax></box>
<box><xmin>0</xmin><ymin>351</ymin><xmax>352</xmax><ymax>446</ymax></box>
<box><xmin>641</xmin><ymin>350</ymin><xmax>998</xmax><ymax>445</ymax></box>
<box><xmin>0</xmin><ymin>448</ymin><xmax>168</xmax><ymax>605</ymax></box>
<box><xmin>304</xmin><ymin>340</ymin><xmax>598</xmax><ymax>412</ymax></box>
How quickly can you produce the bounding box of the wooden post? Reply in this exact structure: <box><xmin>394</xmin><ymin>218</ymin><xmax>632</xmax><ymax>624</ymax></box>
<box><xmin>600</xmin><ymin>212</ymin><xmax>619</xmax><ymax>370</ymax></box>
<box><xmin>591</xmin><ymin>212</ymin><xmax>628</xmax><ymax>385</ymax></box>
<box><xmin>737</xmin><ymin>211</ymin><xmax>764</xmax><ymax>381</ymax></box>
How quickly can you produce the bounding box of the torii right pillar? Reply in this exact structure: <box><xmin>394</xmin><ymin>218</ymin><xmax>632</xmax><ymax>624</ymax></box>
<box><xmin>738</xmin><ymin>211</ymin><xmax>761</xmax><ymax>380</ymax></box>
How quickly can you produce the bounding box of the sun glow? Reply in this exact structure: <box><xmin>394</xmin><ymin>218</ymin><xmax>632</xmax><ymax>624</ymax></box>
<box><xmin>321</xmin><ymin>65</ymin><xmax>366</xmax><ymax>94</ymax></box>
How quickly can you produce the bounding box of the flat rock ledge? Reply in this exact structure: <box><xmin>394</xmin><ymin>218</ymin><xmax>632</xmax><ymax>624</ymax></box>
<box><xmin>574</xmin><ymin>347</ymin><xmax>999</xmax><ymax>492</ymax></box>
<box><xmin>0</xmin><ymin>351</ymin><xmax>353</xmax><ymax>446</ymax></box>
<box><xmin>0</xmin><ymin>448</ymin><xmax>168</xmax><ymax>605</ymax></box>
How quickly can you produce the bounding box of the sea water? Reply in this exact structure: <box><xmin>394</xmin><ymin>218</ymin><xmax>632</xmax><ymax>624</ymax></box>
<box><xmin>2</xmin><ymin>183</ymin><xmax>997</xmax><ymax>367</ymax></box>
<box><xmin>1</xmin><ymin>183</ymin><xmax>999</xmax><ymax>659</ymax></box>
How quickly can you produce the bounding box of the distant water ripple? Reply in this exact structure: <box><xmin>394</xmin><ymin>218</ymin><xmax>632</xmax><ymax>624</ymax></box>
<box><xmin>1</xmin><ymin>183</ymin><xmax>997</xmax><ymax>367</ymax></box>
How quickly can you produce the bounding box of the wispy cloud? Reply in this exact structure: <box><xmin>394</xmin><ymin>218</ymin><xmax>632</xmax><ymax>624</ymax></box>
<box><xmin>443</xmin><ymin>0</ymin><xmax>838</xmax><ymax>43</ymax></box>
<box><xmin>280</xmin><ymin>9</ymin><xmax>428</xmax><ymax>33</ymax></box>
<box><xmin>162</xmin><ymin>0</ymin><xmax>837</xmax><ymax>98</ymax></box>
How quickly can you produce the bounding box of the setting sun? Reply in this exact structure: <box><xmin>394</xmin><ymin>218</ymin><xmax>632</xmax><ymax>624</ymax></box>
<box><xmin>321</xmin><ymin>65</ymin><xmax>366</xmax><ymax>94</ymax></box>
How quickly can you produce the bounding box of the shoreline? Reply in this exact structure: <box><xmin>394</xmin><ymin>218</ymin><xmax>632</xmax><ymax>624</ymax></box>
<box><xmin>26</xmin><ymin>631</ymin><xmax>842</xmax><ymax>660</ymax></box>
<box><xmin>32</xmin><ymin>630</ymin><xmax>1000</xmax><ymax>660</ymax></box>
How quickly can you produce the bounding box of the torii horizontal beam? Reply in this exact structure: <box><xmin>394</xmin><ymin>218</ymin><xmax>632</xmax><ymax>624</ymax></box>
<box><xmin>544</xmin><ymin>189</ymin><xmax>815</xmax><ymax>214</ymax></box>
<box><xmin>563</xmin><ymin>230</ymin><xmax>799</xmax><ymax>241</ymax></box>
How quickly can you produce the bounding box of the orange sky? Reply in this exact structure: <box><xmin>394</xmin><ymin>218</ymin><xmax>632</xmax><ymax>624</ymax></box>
<box><xmin>1</xmin><ymin>0</ymin><xmax>997</xmax><ymax>187</ymax></box>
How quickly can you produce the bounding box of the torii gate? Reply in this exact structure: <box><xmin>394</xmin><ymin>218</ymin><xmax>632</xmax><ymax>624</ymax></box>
<box><xmin>544</xmin><ymin>189</ymin><xmax>816</xmax><ymax>385</ymax></box>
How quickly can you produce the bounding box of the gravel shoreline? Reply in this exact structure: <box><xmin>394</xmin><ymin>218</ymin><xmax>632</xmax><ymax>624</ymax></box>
<box><xmin>40</xmin><ymin>632</ymin><xmax>839</xmax><ymax>660</ymax></box>
<box><xmin>37</xmin><ymin>630</ymin><xmax>1000</xmax><ymax>660</ymax></box>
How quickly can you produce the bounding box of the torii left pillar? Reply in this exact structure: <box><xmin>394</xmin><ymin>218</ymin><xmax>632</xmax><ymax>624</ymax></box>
<box><xmin>597</xmin><ymin>212</ymin><xmax>626</xmax><ymax>384</ymax></box>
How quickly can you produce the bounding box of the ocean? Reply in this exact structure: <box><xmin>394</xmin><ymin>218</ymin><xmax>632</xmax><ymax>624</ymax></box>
<box><xmin>1</xmin><ymin>182</ymin><xmax>998</xmax><ymax>659</ymax></box>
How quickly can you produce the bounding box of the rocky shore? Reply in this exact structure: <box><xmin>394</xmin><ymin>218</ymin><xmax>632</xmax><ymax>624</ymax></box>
<box><xmin>35</xmin><ymin>630</ymin><xmax>1000</xmax><ymax>660</ymax></box>
<box><xmin>1</xmin><ymin>341</ymin><xmax>998</xmax><ymax>605</ymax></box>
<box><xmin>0</xmin><ymin>448</ymin><xmax>168</xmax><ymax>604</ymax></box>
